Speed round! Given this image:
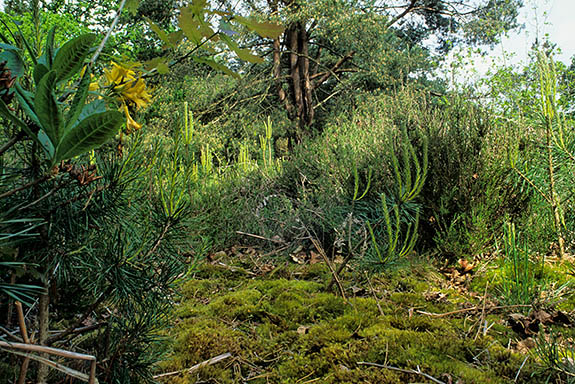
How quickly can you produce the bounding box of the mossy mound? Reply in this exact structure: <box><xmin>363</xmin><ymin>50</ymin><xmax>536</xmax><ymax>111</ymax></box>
<box><xmin>156</xmin><ymin>261</ymin><xmax>546</xmax><ymax>383</ymax></box>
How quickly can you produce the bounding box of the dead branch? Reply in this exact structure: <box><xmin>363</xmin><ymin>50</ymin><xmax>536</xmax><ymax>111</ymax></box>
<box><xmin>154</xmin><ymin>352</ymin><xmax>232</xmax><ymax>379</ymax></box>
<box><xmin>357</xmin><ymin>361</ymin><xmax>446</xmax><ymax>384</ymax></box>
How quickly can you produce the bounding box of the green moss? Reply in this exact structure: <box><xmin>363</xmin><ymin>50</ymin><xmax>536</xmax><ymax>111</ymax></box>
<box><xmin>157</xmin><ymin>261</ymin><xmax>544</xmax><ymax>383</ymax></box>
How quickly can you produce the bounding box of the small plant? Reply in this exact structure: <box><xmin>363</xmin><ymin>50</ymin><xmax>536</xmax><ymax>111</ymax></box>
<box><xmin>367</xmin><ymin>194</ymin><xmax>419</xmax><ymax>267</ymax></box>
<box><xmin>534</xmin><ymin>329</ymin><xmax>575</xmax><ymax>382</ymax></box>
<box><xmin>498</xmin><ymin>222</ymin><xmax>542</xmax><ymax>306</ymax></box>
<box><xmin>364</xmin><ymin>126</ymin><xmax>426</xmax><ymax>268</ymax></box>
<box><xmin>508</xmin><ymin>50</ymin><xmax>572</xmax><ymax>258</ymax></box>
<box><xmin>259</xmin><ymin>116</ymin><xmax>274</xmax><ymax>170</ymax></box>
<box><xmin>391</xmin><ymin>125</ymin><xmax>428</xmax><ymax>204</ymax></box>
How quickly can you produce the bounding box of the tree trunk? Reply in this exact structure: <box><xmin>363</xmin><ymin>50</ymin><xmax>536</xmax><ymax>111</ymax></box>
<box><xmin>36</xmin><ymin>286</ymin><xmax>50</xmax><ymax>383</ymax></box>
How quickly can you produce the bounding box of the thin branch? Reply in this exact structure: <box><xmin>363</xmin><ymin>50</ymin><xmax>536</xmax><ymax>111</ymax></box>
<box><xmin>143</xmin><ymin>219</ymin><xmax>172</xmax><ymax>259</ymax></box>
<box><xmin>357</xmin><ymin>362</ymin><xmax>446</xmax><ymax>384</ymax></box>
<box><xmin>0</xmin><ymin>341</ymin><xmax>96</xmax><ymax>361</ymax></box>
<box><xmin>90</xmin><ymin>0</ymin><xmax>128</xmax><ymax>65</ymax></box>
<box><xmin>0</xmin><ymin>131</ymin><xmax>25</xmax><ymax>157</ymax></box>
<box><xmin>236</xmin><ymin>231</ymin><xmax>285</xmax><ymax>244</ymax></box>
<box><xmin>512</xmin><ymin>166</ymin><xmax>552</xmax><ymax>204</ymax></box>
<box><xmin>312</xmin><ymin>51</ymin><xmax>355</xmax><ymax>89</ymax></box>
<box><xmin>385</xmin><ymin>0</ymin><xmax>418</xmax><ymax>29</ymax></box>
<box><xmin>309</xmin><ymin>236</ymin><xmax>346</xmax><ymax>300</ymax></box>
<box><xmin>0</xmin><ymin>325</ymin><xmax>23</xmax><ymax>342</ymax></box>
<box><xmin>310</xmin><ymin>68</ymin><xmax>358</xmax><ymax>80</ymax></box>
<box><xmin>416</xmin><ymin>304</ymin><xmax>532</xmax><ymax>318</ymax></box>
<box><xmin>154</xmin><ymin>352</ymin><xmax>232</xmax><ymax>379</ymax></box>
<box><xmin>2</xmin><ymin>348</ymin><xmax>97</xmax><ymax>383</ymax></box>
<box><xmin>0</xmin><ymin>174</ymin><xmax>51</xmax><ymax>199</ymax></box>
<box><xmin>45</xmin><ymin>287</ymin><xmax>113</xmax><ymax>346</ymax></box>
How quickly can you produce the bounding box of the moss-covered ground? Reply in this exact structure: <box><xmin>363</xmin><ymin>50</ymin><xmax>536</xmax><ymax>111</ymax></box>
<box><xmin>156</xmin><ymin>251</ymin><xmax>575</xmax><ymax>383</ymax></box>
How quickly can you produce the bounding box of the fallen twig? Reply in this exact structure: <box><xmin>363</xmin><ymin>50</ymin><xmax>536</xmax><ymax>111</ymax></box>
<box><xmin>309</xmin><ymin>237</ymin><xmax>346</xmax><ymax>300</ymax></box>
<box><xmin>357</xmin><ymin>361</ymin><xmax>446</xmax><ymax>384</ymax></box>
<box><xmin>0</xmin><ymin>341</ymin><xmax>97</xmax><ymax>384</ymax></box>
<box><xmin>416</xmin><ymin>304</ymin><xmax>532</xmax><ymax>318</ymax></box>
<box><xmin>514</xmin><ymin>355</ymin><xmax>528</xmax><ymax>382</ymax></box>
<box><xmin>365</xmin><ymin>273</ymin><xmax>384</xmax><ymax>316</ymax></box>
<box><xmin>154</xmin><ymin>352</ymin><xmax>232</xmax><ymax>379</ymax></box>
<box><xmin>474</xmin><ymin>281</ymin><xmax>489</xmax><ymax>340</ymax></box>
<box><xmin>236</xmin><ymin>231</ymin><xmax>285</xmax><ymax>244</ymax></box>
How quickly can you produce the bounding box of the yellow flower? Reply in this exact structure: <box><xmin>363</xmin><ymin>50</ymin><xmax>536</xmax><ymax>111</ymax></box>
<box><xmin>104</xmin><ymin>61</ymin><xmax>136</xmax><ymax>86</ymax></box>
<box><xmin>103</xmin><ymin>61</ymin><xmax>152</xmax><ymax>110</ymax></box>
<box><xmin>118</xmin><ymin>78</ymin><xmax>152</xmax><ymax>110</ymax></box>
<box><xmin>122</xmin><ymin>103</ymin><xmax>142</xmax><ymax>132</ymax></box>
<box><xmin>89</xmin><ymin>74</ymin><xmax>99</xmax><ymax>92</ymax></box>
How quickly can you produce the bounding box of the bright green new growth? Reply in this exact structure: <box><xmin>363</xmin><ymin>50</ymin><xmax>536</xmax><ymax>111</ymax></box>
<box><xmin>508</xmin><ymin>50</ymin><xmax>573</xmax><ymax>259</ymax></box>
<box><xmin>366</xmin><ymin>126</ymin><xmax>426</xmax><ymax>267</ymax></box>
<box><xmin>499</xmin><ymin>222</ymin><xmax>541</xmax><ymax>306</ymax></box>
<box><xmin>259</xmin><ymin>116</ymin><xmax>274</xmax><ymax>170</ymax></box>
<box><xmin>368</xmin><ymin>194</ymin><xmax>420</xmax><ymax>266</ymax></box>
<box><xmin>391</xmin><ymin>125</ymin><xmax>428</xmax><ymax>203</ymax></box>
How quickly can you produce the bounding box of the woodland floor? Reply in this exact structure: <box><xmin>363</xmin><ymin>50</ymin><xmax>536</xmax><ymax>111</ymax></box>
<box><xmin>156</xmin><ymin>247</ymin><xmax>575</xmax><ymax>384</ymax></box>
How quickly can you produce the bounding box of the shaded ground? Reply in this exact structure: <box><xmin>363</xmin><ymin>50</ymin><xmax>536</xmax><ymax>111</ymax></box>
<box><xmin>156</xmin><ymin>249</ymin><xmax>575</xmax><ymax>383</ymax></box>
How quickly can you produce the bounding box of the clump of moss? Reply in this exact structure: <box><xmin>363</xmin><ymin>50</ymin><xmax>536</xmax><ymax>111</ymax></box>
<box><xmin>157</xmin><ymin>261</ymin><xmax>542</xmax><ymax>383</ymax></box>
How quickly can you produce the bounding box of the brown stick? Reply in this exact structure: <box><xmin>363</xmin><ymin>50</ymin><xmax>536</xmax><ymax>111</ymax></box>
<box><xmin>312</xmin><ymin>51</ymin><xmax>355</xmax><ymax>89</ymax></box>
<box><xmin>0</xmin><ymin>174</ymin><xmax>51</xmax><ymax>199</ymax></box>
<box><xmin>309</xmin><ymin>237</ymin><xmax>346</xmax><ymax>300</ymax></box>
<box><xmin>365</xmin><ymin>273</ymin><xmax>384</xmax><ymax>316</ymax></box>
<box><xmin>0</xmin><ymin>341</ymin><xmax>97</xmax><ymax>361</ymax></box>
<box><xmin>0</xmin><ymin>131</ymin><xmax>25</xmax><ymax>156</ymax></box>
<box><xmin>153</xmin><ymin>352</ymin><xmax>232</xmax><ymax>379</ymax></box>
<box><xmin>236</xmin><ymin>231</ymin><xmax>285</xmax><ymax>244</ymax></box>
<box><xmin>416</xmin><ymin>304</ymin><xmax>532</xmax><ymax>318</ymax></box>
<box><xmin>474</xmin><ymin>282</ymin><xmax>489</xmax><ymax>340</ymax></box>
<box><xmin>15</xmin><ymin>301</ymin><xmax>30</xmax><ymax>384</ymax></box>
<box><xmin>2</xmin><ymin>348</ymin><xmax>97</xmax><ymax>383</ymax></box>
<box><xmin>357</xmin><ymin>361</ymin><xmax>446</xmax><ymax>384</ymax></box>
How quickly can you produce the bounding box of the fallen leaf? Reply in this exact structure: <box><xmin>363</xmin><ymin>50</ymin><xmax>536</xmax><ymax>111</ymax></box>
<box><xmin>309</xmin><ymin>251</ymin><xmax>322</xmax><ymax>264</ymax></box>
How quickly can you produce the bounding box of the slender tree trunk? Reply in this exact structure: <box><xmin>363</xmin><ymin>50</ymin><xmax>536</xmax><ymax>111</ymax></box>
<box><xmin>299</xmin><ymin>24</ymin><xmax>314</xmax><ymax>128</ymax></box>
<box><xmin>36</xmin><ymin>285</ymin><xmax>50</xmax><ymax>383</ymax></box>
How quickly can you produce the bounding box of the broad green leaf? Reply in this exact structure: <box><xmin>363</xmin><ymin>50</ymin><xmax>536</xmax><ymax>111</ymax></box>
<box><xmin>0</xmin><ymin>98</ymin><xmax>43</xmax><ymax>149</ymax></box>
<box><xmin>14</xmin><ymin>83</ymin><xmax>40</xmax><ymax>127</ymax></box>
<box><xmin>44</xmin><ymin>27</ymin><xmax>56</xmax><ymax>68</ymax></box>
<box><xmin>33</xmin><ymin>63</ymin><xmax>49</xmax><ymax>85</ymax></box>
<box><xmin>75</xmin><ymin>99</ymin><xmax>106</xmax><ymax>126</ymax></box>
<box><xmin>52</xmin><ymin>34</ymin><xmax>97</xmax><ymax>83</ymax></box>
<box><xmin>0</xmin><ymin>43</ymin><xmax>20</xmax><ymax>51</ymax></box>
<box><xmin>190</xmin><ymin>0</ymin><xmax>208</xmax><ymax>16</ymax></box>
<box><xmin>192</xmin><ymin>56</ymin><xmax>240</xmax><ymax>79</ymax></box>
<box><xmin>168</xmin><ymin>31</ymin><xmax>184</xmax><ymax>46</ymax></box>
<box><xmin>178</xmin><ymin>10</ymin><xmax>203</xmax><ymax>45</ymax></box>
<box><xmin>145</xmin><ymin>57</ymin><xmax>170</xmax><ymax>74</ymax></box>
<box><xmin>145</xmin><ymin>17</ymin><xmax>174</xmax><ymax>48</ymax></box>
<box><xmin>67</xmin><ymin>99</ymin><xmax>107</xmax><ymax>131</ymax></box>
<box><xmin>220</xmin><ymin>35</ymin><xmax>263</xmax><ymax>64</ymax></box>
<box><xmin>37</xmin><ymin>129</ymin><xmax>55</xmax><ymax>157</ymax></box>
<box><xmin>0</xmin><ymin>49</ymin><xmax>25</xmax><ymax>78</ymax></box>
<box><xmin>66</xmin><ymin>68</ymin><xmax>91</xmax><ymax>131</ymax></box>
<box><xmin>55</xmin><ymin>111</ymin><xmax>123</xmax><ymax>162</ymax></box>
<box><xmin>234</xmin><ymin>16</ymin><xmax>284</xmax><ymax>39</ymax></box>
<box><xmin>126</xmin><ymin>0</ymin><xmax>140</xmax><ymax>15</ymax></box>
<box><xmin>35</xmin><ymin>70</ymin><xmax>62</xmax><ymax>144</ymax></box>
